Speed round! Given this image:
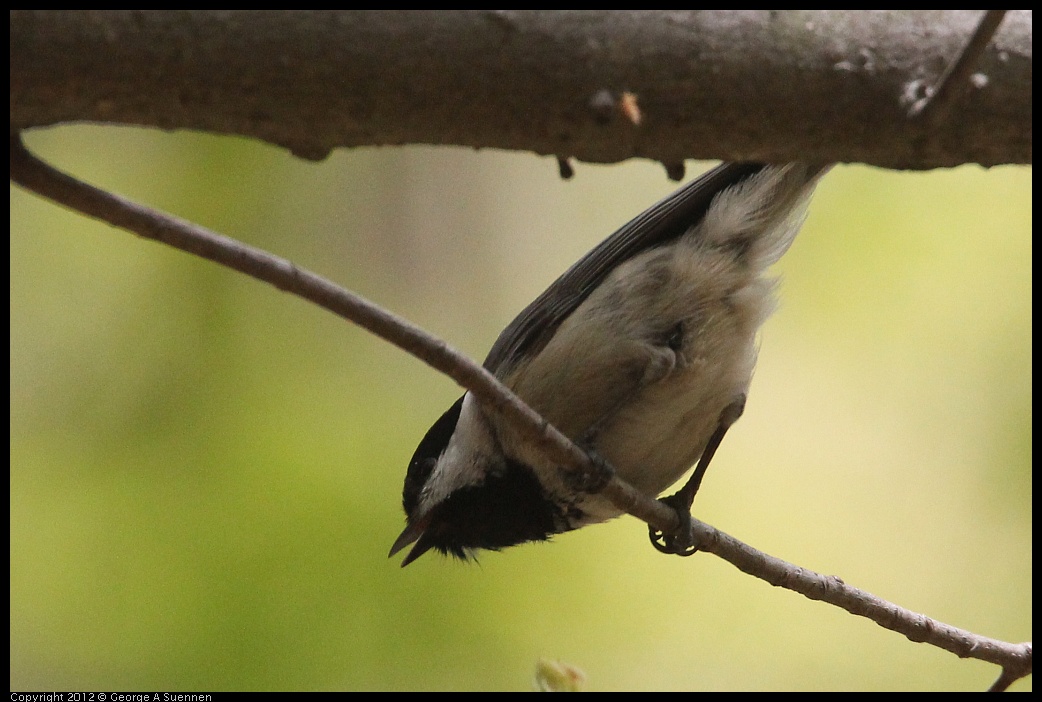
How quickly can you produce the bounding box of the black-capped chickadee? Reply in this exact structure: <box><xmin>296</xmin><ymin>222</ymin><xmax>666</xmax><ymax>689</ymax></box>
<box><xmin>390</xmin><ymin>162</ymin><xmax>828</xmax><ymax>566</ymax></box>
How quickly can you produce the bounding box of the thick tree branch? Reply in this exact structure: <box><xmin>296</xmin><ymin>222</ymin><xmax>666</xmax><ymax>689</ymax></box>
<box><xmin>10</xmin><ymin>135</ymin><xmax>1032</xmax><ymax>688</ymax></box>
<box><xmin>10</xmin><ymin>10</ymin><xmax>1032</xmax><ymax>169</ymax></box>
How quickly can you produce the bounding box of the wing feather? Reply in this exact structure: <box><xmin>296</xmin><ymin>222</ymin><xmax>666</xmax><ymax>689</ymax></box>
<box><xmin>483</xmin><ymin>162</ymin><xmax>767</xmax><ymax>376</ymax></box>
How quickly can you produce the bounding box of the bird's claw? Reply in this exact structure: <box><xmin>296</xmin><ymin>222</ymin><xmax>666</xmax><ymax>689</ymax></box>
<box><xmin>648</xmin><ymin>493</ymin><xmax>700</xmax><ymax>556</ymax></box>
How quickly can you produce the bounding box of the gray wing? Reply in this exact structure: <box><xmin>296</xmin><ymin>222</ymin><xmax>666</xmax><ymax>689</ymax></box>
<box><xmin>484</xmin><ymin>162</ymin><xmax>767</xmax><ymax>376</ymax></box>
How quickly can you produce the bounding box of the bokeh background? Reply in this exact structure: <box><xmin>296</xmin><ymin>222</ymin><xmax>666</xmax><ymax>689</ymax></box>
<box><xmin>10</xmin><ymin>126</ymin><xmax>1031</xmax><ymax>691</ymax></box>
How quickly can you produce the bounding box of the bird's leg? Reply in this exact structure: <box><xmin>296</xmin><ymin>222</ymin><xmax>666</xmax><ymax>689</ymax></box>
<box><xmin>649</xmin><ymin>394</ymin><xmax>746</xmax><ymax>556</ymax></box>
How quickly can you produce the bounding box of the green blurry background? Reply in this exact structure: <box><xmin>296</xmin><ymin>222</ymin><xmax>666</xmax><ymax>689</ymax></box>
<box><xmin>10</xmin><ymin>127</ymin><xmax>1031</xmax><ymax>691</ymax></box>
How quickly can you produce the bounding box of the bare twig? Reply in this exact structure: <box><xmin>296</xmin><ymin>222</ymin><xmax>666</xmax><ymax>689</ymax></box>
<box><xmin>908</xmin><ymin>10</ymin><xmax>1008</xmax><ymax>124</ymax></box>
<box><xmin>9</xmin><ymin>135</ymin><xmax>1031</xmax><ymax>688</ymax></box>
<box><xmin>990</xmin><ymin>663</ymin><xmax>1029</xmax><ymax>693</ymax></box>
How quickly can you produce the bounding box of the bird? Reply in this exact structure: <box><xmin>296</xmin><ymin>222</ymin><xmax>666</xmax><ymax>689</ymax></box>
<box><xmin>390</xmin><ymin>162</ymin><xmax>828</xmax><ymax>566</ymax></box>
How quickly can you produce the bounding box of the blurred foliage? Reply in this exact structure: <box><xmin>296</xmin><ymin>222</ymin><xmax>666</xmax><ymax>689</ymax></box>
<box><xmin>534</xmin><ymin>658</ymin><xmax>586</xmax><ymax>691</ymax></box>
<box><xmin>10</xmin><ymin>126</ymin><xmax>1031</xmax><ymax>691</ymax></box>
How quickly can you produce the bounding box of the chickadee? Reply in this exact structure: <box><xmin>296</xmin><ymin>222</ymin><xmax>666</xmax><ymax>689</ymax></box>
<box><xmin>390</xmin><ymin>162</ymin><xmax>828</xmax><ymax>566</ymax></box>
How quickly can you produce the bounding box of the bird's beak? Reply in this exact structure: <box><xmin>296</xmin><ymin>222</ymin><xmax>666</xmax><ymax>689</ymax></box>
<box><xmin>389</xmin><ymin>515</ymin><xmax>435</xmax><ymax>567</ymax></box>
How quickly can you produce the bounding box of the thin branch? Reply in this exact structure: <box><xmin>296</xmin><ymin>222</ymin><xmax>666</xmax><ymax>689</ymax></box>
<box><xmin>9</xmin><ymin>135</ymin><xmax>1032</xmax><ymax>688</ymax></box>
<box><xmin>990</xmin><ymin>664</ymin><xmax>1027</xmax><ymax>693</ymax></box>
<box><xmin>909</xmin><ymin>10</ymin><xmax>1009</xmax><ymax>124</ymax></box>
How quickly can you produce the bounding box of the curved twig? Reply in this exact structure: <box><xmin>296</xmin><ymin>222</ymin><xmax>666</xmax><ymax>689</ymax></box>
<box><xmin>9</xmin><ymin>134</ymin><xmax>1031</xmax><ymax>689</ymax></box>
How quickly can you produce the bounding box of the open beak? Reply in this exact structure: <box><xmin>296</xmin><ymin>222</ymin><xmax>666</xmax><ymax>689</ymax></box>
<box><xmin>389</xmin><ymin>515</ymin><xmax>435</xmax><ymax>567</ymax></box>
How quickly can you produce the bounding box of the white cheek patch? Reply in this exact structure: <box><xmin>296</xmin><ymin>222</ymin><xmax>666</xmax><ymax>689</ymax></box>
<box><xmin>417</xmin><ymin>393</ymin><xmax>499</xmax><ymax>515</ymax></box>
